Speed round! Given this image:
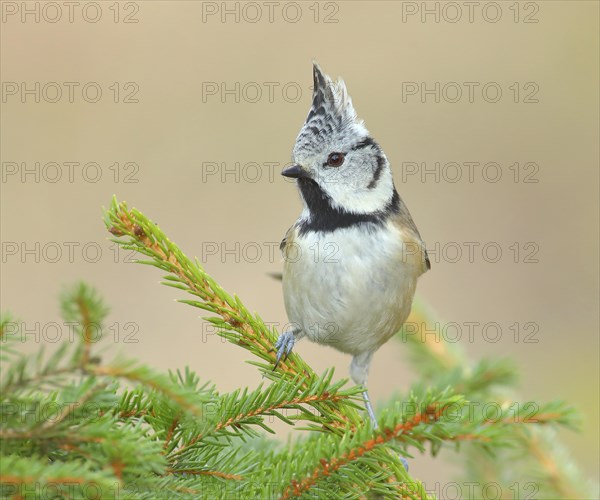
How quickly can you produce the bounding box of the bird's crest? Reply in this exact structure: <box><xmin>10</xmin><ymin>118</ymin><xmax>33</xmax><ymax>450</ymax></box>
<box><xmin>294</xmin><ymin>63</ymin><xmax>367</xmax><ymax>155</ymax></box>
<box><xmin>308</xmin><ymin>62</ymin><xmax>358</xmax><ymax>127</ymax></box>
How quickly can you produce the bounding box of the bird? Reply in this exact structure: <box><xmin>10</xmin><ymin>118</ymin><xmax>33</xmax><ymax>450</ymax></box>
<box><xmin>274</xmin><ymin>62</ymin><xmax>430</xmax><ymax>427</ymax></box>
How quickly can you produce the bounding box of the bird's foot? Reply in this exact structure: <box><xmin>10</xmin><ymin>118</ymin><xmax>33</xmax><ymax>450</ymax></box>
<box><xmin>273</xmin><ymin>330</ymin><xmax>296</xmax><ymax>369</ymax></box>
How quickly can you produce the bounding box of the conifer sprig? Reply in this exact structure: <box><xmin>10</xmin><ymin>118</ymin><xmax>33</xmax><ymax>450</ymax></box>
<box><xmin>0</xmin><ymin>197</ymin><xmax>592</xmax><ymax>499</ymax></box>
<box><xmin>104</xmin><ymin>197</ymin><xmax>296</xmax><ymax>374</ymax></box>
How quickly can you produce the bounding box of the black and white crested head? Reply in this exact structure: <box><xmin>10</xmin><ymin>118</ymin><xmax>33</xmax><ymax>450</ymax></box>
<box><xmin>283</xmin><ymin>63</ymin><xmax>399</xmax><ymax>233</ymax></box>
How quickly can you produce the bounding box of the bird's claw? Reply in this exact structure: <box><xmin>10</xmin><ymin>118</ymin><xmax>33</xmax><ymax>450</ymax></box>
<box><xmin>273</xmin><ymin>330</ymin><xmax>296</xmax><ymax>370</ymax></box>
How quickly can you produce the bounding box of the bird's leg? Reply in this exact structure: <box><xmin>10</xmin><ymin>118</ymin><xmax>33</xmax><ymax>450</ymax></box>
<box><xmin>362</xmin><ymin>388</ymin><xmax>378</xmax><ymax>428</ymax></box>
<box><xmin>273</xmin><ymin>327</ymin><xmax>303</xmax><ymax>370</ymax></box>
<box><xmin>351</xmin><ymin>352</ymin><xmax>408</xmax><ymax>470</ymax></box>
<box><xmin>350</xmin><ymin>351</ymin><xmax>376</xmax><ymax>424</ymax></box>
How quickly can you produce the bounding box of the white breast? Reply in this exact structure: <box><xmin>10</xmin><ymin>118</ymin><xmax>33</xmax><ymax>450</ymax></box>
<box><xmin>282</xmin><ymin>221</ymin><xmax>420</xmax><ymax>355</ymax></box>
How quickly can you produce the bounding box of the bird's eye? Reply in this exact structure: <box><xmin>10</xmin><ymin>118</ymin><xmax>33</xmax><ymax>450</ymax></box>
<box><xmin>326</xmin><ymin>152</ymin><xmax>345</xmax><ymax>167</ymax></box>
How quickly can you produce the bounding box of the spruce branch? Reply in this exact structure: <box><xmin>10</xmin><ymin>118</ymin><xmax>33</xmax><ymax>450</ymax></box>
<box><xmin>104</xmin><ymin>197</ymin><xmax>295</xmax><ymax>374</ymax></box>
<box><xmin>276</xmin><ymin>394</ymin><xmax>461</xmax><ymax>500</ymax></box>
<box><xmin>60</xmin><ymin>282</ymin><xmax>109</xmax><ymax>366</ymax></box>
<box><xmin>0</xmin><ymin>197</ymin><xmax>592</xmax><ymax>499</ymax></box>
<box><xmin>168</xmin><ymin>371</ymin><xmax>361</xmax><ymax>461</ymax></box>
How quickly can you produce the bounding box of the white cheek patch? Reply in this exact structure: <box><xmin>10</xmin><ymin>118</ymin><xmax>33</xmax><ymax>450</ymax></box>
<box><xmin>321</xmin><ymin>168</ymin><xmax>394</xmax><ymax>215</ymax></box>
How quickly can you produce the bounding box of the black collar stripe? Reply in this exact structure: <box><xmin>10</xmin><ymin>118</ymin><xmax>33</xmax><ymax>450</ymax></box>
<box><xmin>297</xmin><ymin>178</ymin><xmax>400</xmax><ymax>235</ymax></box>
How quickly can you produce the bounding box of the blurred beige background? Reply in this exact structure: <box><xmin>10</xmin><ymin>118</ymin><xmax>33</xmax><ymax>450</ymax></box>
<box><xmin>1</xmin><ymin>0</ymin><xmax>598</xmax><ymax>491</ymax></box>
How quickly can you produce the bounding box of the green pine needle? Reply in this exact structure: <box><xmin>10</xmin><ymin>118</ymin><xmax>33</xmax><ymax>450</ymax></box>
<box><xmin>0</xmin><ymin>197</ymin><xmax>592</xmax><ymax>499</ymax></box>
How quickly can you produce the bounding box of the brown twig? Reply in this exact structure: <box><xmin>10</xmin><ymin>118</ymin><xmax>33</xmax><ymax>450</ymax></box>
<box><xmin>279</xmin><ymin>405</ymin><xmax>444</xmax><ymax>499</ymax></box>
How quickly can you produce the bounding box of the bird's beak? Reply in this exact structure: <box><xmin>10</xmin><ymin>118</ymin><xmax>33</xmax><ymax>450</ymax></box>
<box><xmin>281</xmin><ymin>164</ymin><xmax>311</xmax><ymax>179</ymax></box>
